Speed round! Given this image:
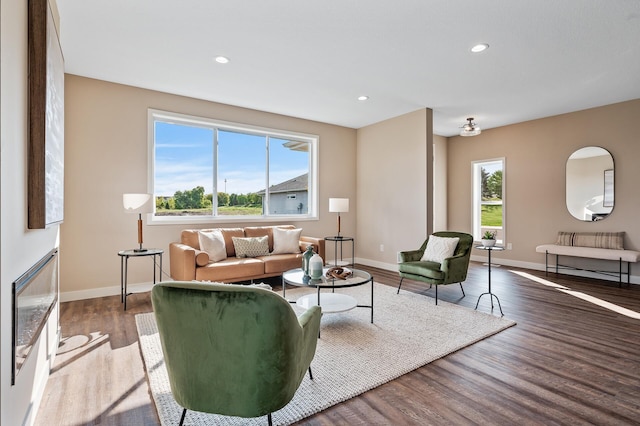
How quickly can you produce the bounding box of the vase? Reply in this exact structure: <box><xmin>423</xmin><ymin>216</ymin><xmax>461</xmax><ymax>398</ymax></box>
<box><xmin>482</xmin><ymin>239</ymin><xmax>496</xmax><ymax>247</ymax></box>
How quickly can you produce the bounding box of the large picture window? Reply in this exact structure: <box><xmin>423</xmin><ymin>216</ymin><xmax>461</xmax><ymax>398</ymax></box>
<box><xmin>148</xmin><ymin>109</ymin><xmax>318</xmax><ymax>224</ymax></box>
<box><xmin>472</xmin><ymin>158</ymin><xmax>505</xmax><ymax>244</ymax></box>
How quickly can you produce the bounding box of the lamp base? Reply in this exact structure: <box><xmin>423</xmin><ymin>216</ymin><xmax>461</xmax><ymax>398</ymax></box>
<box><xmin>332</xmin><ymin>235</ymin><xmax>345</xmax><ymax>239</ymax></box>
<box><xmin>134</xmin><ymin>248</ymin><xmax>148</xmax><ymax>253</ymax></box>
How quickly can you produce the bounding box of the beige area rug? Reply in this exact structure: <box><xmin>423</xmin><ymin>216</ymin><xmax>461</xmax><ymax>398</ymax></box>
<box><xmin>136</xmin><ymin>283</ymin><xmax>516</xmax><ymax>425</ymax></box>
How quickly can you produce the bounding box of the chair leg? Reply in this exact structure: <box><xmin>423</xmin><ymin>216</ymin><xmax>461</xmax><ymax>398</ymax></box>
<box><xmin>179</xmin><ymin>408</ymin><xmax>187</xmax><ymax>426</ymax></box>
<box><xmin>397</xmin><ymin>277</ymin><xmax>404</xmax><ymax>294</ymax></box>
<box><xmin>435</xmin><ymin>284</ymin><xmax>438</xmax><ymax>305</ymax></box>
<box><xmin>459</xmin><ymin>282</ymin><xmax>465</xmax><ymax>297</ymax></box>
<box><xmin>308</xmin><ymin>366</ymin><xmax>313</xmax><ymax>380</ymax></box>
<box><xmin>268</xmin><ymin>413</ymin><xmax>273</xmax><ymax>426</ymax></box>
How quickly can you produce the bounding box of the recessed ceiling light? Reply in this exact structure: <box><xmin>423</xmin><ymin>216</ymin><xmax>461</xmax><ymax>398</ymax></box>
<box><xmin>215</xmin><ymin>56</ymin><xmax>230</xmax><ymax>64</ymax></box>
<box><xmin>471</xmin><ymin>43</ymin><xmax>489</xmax><ymax>53</ymax></box>
<box><xmin>357</xmin><ymin>95</ymin><xmax>369</xmax><ymax>101</ymax></box>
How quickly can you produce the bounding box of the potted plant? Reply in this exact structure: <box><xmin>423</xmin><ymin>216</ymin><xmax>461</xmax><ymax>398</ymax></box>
<box><xmin>482</xmin><ymin>230</ymin><xmax>497</xmax><ymax>247</ymax></box>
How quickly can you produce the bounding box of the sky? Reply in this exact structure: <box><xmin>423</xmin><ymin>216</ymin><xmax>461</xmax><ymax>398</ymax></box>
<box><xmin>154</xmin><ymin>121</ymin><xmax>309</xmax><ymax>196</ymax></box>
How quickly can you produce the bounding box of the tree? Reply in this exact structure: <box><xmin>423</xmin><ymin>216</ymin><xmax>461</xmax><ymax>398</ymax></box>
<box><xmin>487</xmin><ymin>170</ymin><xmax>503</xmax><ymax>199</ymax></box>
<box><xmin>217</xmin><ymin>192</ymin><xmax>230</xmax><ymax>207</ymax></box>
<box><xmin>174</xmin><ymin>186</ymin><xmax>206</xmax><ymax>209</ymax></box>
<box><xmin>480</xmin><ymin>167</ymin><xmax>491</xmax><ymax>199</ymax></box>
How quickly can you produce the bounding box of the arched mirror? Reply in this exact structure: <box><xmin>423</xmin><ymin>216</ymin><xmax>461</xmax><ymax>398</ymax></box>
<box><xmin>566</xmin><ymin>146</ymin><xmax>614</xmax><ymax>221</ymax></box>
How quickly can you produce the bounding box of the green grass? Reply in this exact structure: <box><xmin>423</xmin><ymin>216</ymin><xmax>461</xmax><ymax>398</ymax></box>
<box><xmin>481</xmin><ymin>205</ymin><xmax>503</xmax><ymax>226</ymax></box>
<box><xmin>155</xmin><ymin>205</ymin><xmax>262</xmax><ymax>216</ymax></box>
<box><xmin>218</xmin><ymin>206</ymin><xmax>262</xmax><ymax>215</ymax></box>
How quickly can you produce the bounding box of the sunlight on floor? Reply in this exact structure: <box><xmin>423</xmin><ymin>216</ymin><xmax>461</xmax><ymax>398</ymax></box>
<box><xmin>510</xmin><ymin>270</ymin><xmax>640</xmax><ymax>320</ymax></box>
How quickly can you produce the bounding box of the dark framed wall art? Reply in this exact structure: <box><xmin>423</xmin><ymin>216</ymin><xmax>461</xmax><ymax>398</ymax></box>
<box><xmin>28</xmin><ymin>0</ymin><xmax>65</xmax><ymax>229</ymax></box>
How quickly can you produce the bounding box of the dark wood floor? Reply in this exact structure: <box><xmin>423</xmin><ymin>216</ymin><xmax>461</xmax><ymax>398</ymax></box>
<box><xmin>35</xmin><ymin>262</ymin><xmax>640</xmax><ymax>425</ymax></box>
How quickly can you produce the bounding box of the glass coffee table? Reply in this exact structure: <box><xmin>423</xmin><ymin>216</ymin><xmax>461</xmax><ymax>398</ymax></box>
<box><xmin>282</xmin><ymin>267</ymin><xmax>374</xmax><ymax>323</ymax></box>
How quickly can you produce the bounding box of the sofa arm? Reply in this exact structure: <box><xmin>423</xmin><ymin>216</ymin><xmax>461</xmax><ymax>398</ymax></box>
<box><xmin>169</xmin><ymin>243</ymin><xmax>197</xmax><ymax>281</ymax></box>
<box><xmin>399</xmin><ymin>249</ymin><xmax>423</xmax><ymax>263</ymax></box>
<box><xmin>299</xmin><ymin>236</ymin><xmax>325</xmax><ymax>263</ymax></box>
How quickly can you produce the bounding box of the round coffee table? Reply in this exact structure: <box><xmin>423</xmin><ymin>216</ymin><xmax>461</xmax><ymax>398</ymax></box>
<box><xmin>282</xmin><ymin>267</ymin><xmax>374</xmax><ymax>323</ymax></box>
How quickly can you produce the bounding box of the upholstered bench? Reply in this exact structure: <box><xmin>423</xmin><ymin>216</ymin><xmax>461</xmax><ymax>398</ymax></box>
<box><xmin>536</xmin><ymin>232</ymin><xmax>640</xmax><ymax>287</ymax></box>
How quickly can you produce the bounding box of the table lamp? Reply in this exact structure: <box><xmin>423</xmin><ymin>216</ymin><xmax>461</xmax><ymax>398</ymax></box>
<box><xmin>123</xmin><ymin>193</ymin><xmax>152</xmax><ymax>252</ymax></box>
<box><xmin>329</xmin><ymin>198</ymin><xmax>349</xmax><ymax>238</ymax></box>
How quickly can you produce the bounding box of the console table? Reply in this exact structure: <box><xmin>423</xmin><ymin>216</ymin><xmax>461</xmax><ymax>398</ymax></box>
<box><xmin>474</xmin><ymin>245</ymin><xmax>504</xmax><ymax>316</ymax></box>
<box><xmin>118</xmin><ymin>248</ymin><xmax>163</xmax><ymax>311</ymax></box>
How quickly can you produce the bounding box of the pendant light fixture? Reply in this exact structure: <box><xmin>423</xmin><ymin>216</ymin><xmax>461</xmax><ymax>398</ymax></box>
<box><xmin>460</xmin><ymin>117</ymin><xmax>481</xmax><ymax>137</ymax></box>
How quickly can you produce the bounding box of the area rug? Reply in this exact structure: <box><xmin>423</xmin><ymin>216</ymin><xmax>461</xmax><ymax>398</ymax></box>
<box><xmin>136</xmin><ymin>283</ymin><xmax>516</xmax><ymax>425</ymax></box>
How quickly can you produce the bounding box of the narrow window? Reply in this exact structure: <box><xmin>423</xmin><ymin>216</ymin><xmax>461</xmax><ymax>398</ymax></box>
<box><xmin>472</xmin><ymin>159</ymin><xmax>505</xmax><ymax>244</ymax></box>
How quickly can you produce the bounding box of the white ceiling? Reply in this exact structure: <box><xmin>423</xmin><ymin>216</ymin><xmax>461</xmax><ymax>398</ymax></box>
<box><xmin>56</xmin><ymin>0</ymin><xmax>640</xmax><ymax>136</ymax></box>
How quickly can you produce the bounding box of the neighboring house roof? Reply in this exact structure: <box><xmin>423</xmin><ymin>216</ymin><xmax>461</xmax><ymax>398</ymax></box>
<box><xmin>257</xmin><ymin>174</ymin><xmax>308</xmax><ymax>195</ymax></box>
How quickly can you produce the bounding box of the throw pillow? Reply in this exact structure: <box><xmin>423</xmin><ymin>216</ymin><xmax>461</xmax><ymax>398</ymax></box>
<box><xmin>272</xmin><ymin>227</ymin><xmax>302</xmax><ymax>254</ymax></box>
<box><xmin>198</xmin><ymin>230</ymin><xmax>227</xmax><ymax>262</ymax></box>
<box><xmin>232</xmin><ymin>236</ymin><xmax>270</xmax><ymax>258</ymax></box>
<box><xmin>420</xmin><ymin>235</ymin><xmax>460</xmax><ymax>264</ymax></box>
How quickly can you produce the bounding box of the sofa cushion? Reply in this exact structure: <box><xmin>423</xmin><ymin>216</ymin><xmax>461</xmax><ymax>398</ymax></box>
<box><xmin>399</xmin><ymin>261</ymin><xmax>445</xmax><ymax>280</ymax></box>
<box><xmin>261</xmin><ymin>253</ymin><xmax>304</xmax><ymax>274</ymax></box>
<box><xmin>556</xmin><ymin>231</ymin><xmax>624</xmax><ymax>250</ymax></box>
<box><xmin>232</xmin><ymin>236</ymin><xmax>270</xmax><ymax>258</ymax></box>
<box><xmin>272</xmin><ymin>227</ymin><xmax>302</xmax><ymax>254</ymax></box>
<box><xmin>218</xmin><ymin>228</ymin><xmax>244</xmax><ymax>257</ymax></box>
<box><xmin>245</xmin><ymin>225</ymin><xmax>295</xmax><ymax>252</ymax></box>
<box><xmin>198</xmin><ymin>230</ymin><xmax>227</xmax><ymax>262</ymax></box>
<box><xmin>195</xmin><ymin>258</ymin><xmax>265</xmax><ymax>282</ymax></box>
<box><xmin>420</xmin><ymin>235</ymin><xmax>460</xmax><ymax>264</ymax></box>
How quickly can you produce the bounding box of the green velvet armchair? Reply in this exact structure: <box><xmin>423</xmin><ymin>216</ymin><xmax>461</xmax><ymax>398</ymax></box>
<box><xmin>151</xmin><ymin>281</ymin><xmax>322</xmax><ymax>426</ymax></box>
<box><xmin>397</xmin><ymin>231</ymin><xmax>473</xmax><ymax>304</ymax></box>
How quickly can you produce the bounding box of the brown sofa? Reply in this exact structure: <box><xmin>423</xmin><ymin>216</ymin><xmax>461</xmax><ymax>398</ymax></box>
<box><xmin>169</xmin><ymin>225</ymin><xmax>325</xmax><ymax>283</ymax></box>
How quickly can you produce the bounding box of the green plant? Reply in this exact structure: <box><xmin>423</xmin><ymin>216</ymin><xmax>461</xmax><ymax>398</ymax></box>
<box><xmin>482</xmin><ymin>230</ymin><xmax>496</xmax><ymax>240</ymax></box>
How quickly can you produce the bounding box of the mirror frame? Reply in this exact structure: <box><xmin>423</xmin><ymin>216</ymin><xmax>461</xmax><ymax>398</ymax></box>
<box><xmin>566</xmin><ymin>146</ymin><xmax>614</xmax><ymax>222</ymax></box>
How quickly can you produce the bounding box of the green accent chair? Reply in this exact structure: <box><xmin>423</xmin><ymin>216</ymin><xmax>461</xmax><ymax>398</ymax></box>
<box><xmin>397</xmin><ymin>231</ymin><xmax>474</xmax><ymax>304</ymax></box>
<box><xmin>151</xmin><ymin>281</ymin><xmax>322</xmax><ymax>426</ymax></box>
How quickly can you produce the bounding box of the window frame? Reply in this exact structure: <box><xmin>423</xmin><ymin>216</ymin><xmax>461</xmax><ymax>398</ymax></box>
<box><xmin>147</xmin><ymin>109</ymin><xmax>319</xmax><ymax>225</ymax></box>
<box><xmin>471</xmin><ymin>157</ymin><xmax>506</xmax><ymax>244</ymax></box>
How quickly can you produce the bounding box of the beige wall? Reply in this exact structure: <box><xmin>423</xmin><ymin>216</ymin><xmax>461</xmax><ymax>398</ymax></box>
<box><xmin>62</xmin><ymin>75</ymin><xmax>357</xmax><ymax>298</ymax></box>
<box><xmin>433</xmin><ymin>134</ymin><xmax>448</xmax><ymax>231</ymax></box>
<box><xmin>356</xmin><ymin>108</ymin><xmax>435</xmax><ymax>269</ymax></box>
<box><xmin>448</xmin><ymin>99</ymin><xmax>640</xmax><ymax>274</ymax></box>
<box><xmin>1</xmin><ymin>0</ymin><xmax>61</xmax><ymax>424</ymax></box>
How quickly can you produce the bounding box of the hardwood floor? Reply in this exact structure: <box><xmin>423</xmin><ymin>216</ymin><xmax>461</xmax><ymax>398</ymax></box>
<box><xmin>35</xmin><ymin>262</ymin><xmax>640</xmax><ymax>425</ymax></box>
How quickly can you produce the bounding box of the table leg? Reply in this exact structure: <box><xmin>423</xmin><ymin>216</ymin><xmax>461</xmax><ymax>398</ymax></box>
<box><xmin>370</xmin><ymin>277</ymin><xmax>374</xmax><ymax>323</ymax></box>
<box><xmin>120</xmin><ymin>256</ymin><xmax>125</xmax><ymax>303</ymax></box>
<box><xmin>123</xmin><ymin>257</ymin><xmax>129</xmax><ymax>311</ymax></box>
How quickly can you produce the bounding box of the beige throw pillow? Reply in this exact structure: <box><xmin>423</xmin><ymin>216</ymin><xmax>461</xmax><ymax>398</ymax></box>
<box><xmin>232</xmin><ymin>236</ymin><xmax>270</xmax><ymax>258</ymax></box>
<box><xmin>272</xmin><ymin>227</ymin><xmax>302</xmax><ymax>254</ymax></box>
<box><xmin>198</xmin><ymin>230</ymin><xmax>227</xmax><ymax>262</ymax></box>
<box><xmin>420</xmin><ymin>235</ymin><xmax>460</xmax><ymax>264</ymax></box>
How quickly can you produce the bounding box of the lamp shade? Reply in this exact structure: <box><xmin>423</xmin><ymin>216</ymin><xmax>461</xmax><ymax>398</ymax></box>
<box><xmin>123</xmin><ymin>193</ymin><xmax>152</xmax><ymax>213</ymax></box>
<box><xmin>329</xmin><ymin>198</ymin><xmax>349</xmax><ymax>213</ymax></box>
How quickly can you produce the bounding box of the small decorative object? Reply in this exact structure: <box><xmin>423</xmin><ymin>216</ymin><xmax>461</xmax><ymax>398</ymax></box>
<box><xmin>326</xmin><ymin>266</ymin><xmax>353</xmax><ymax>280</ymax></box>
<box><xmin>309</xmin><ymin>254</ymin><xmax>324</xmax><ymax>279</ymax></box>
<box><xmin>482</xmin><ymin>230</ymin><xmax>497</xmax><ymax>247</ymax></box>
<box><xmin>302</xmin><ymin>245</ymin><xmax>315</xmax><ymax>277</ymax></box>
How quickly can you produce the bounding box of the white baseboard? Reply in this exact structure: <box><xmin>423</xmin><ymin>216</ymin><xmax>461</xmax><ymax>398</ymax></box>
<box><xmin>355</xmin><ymin>257</ymin><xmax>399</xmax><ymax>273</ymax></box>
<box><xmin>60</xmin><ymin>281</ymin><xmax>156</xmax><ymax>303</ymax></box>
